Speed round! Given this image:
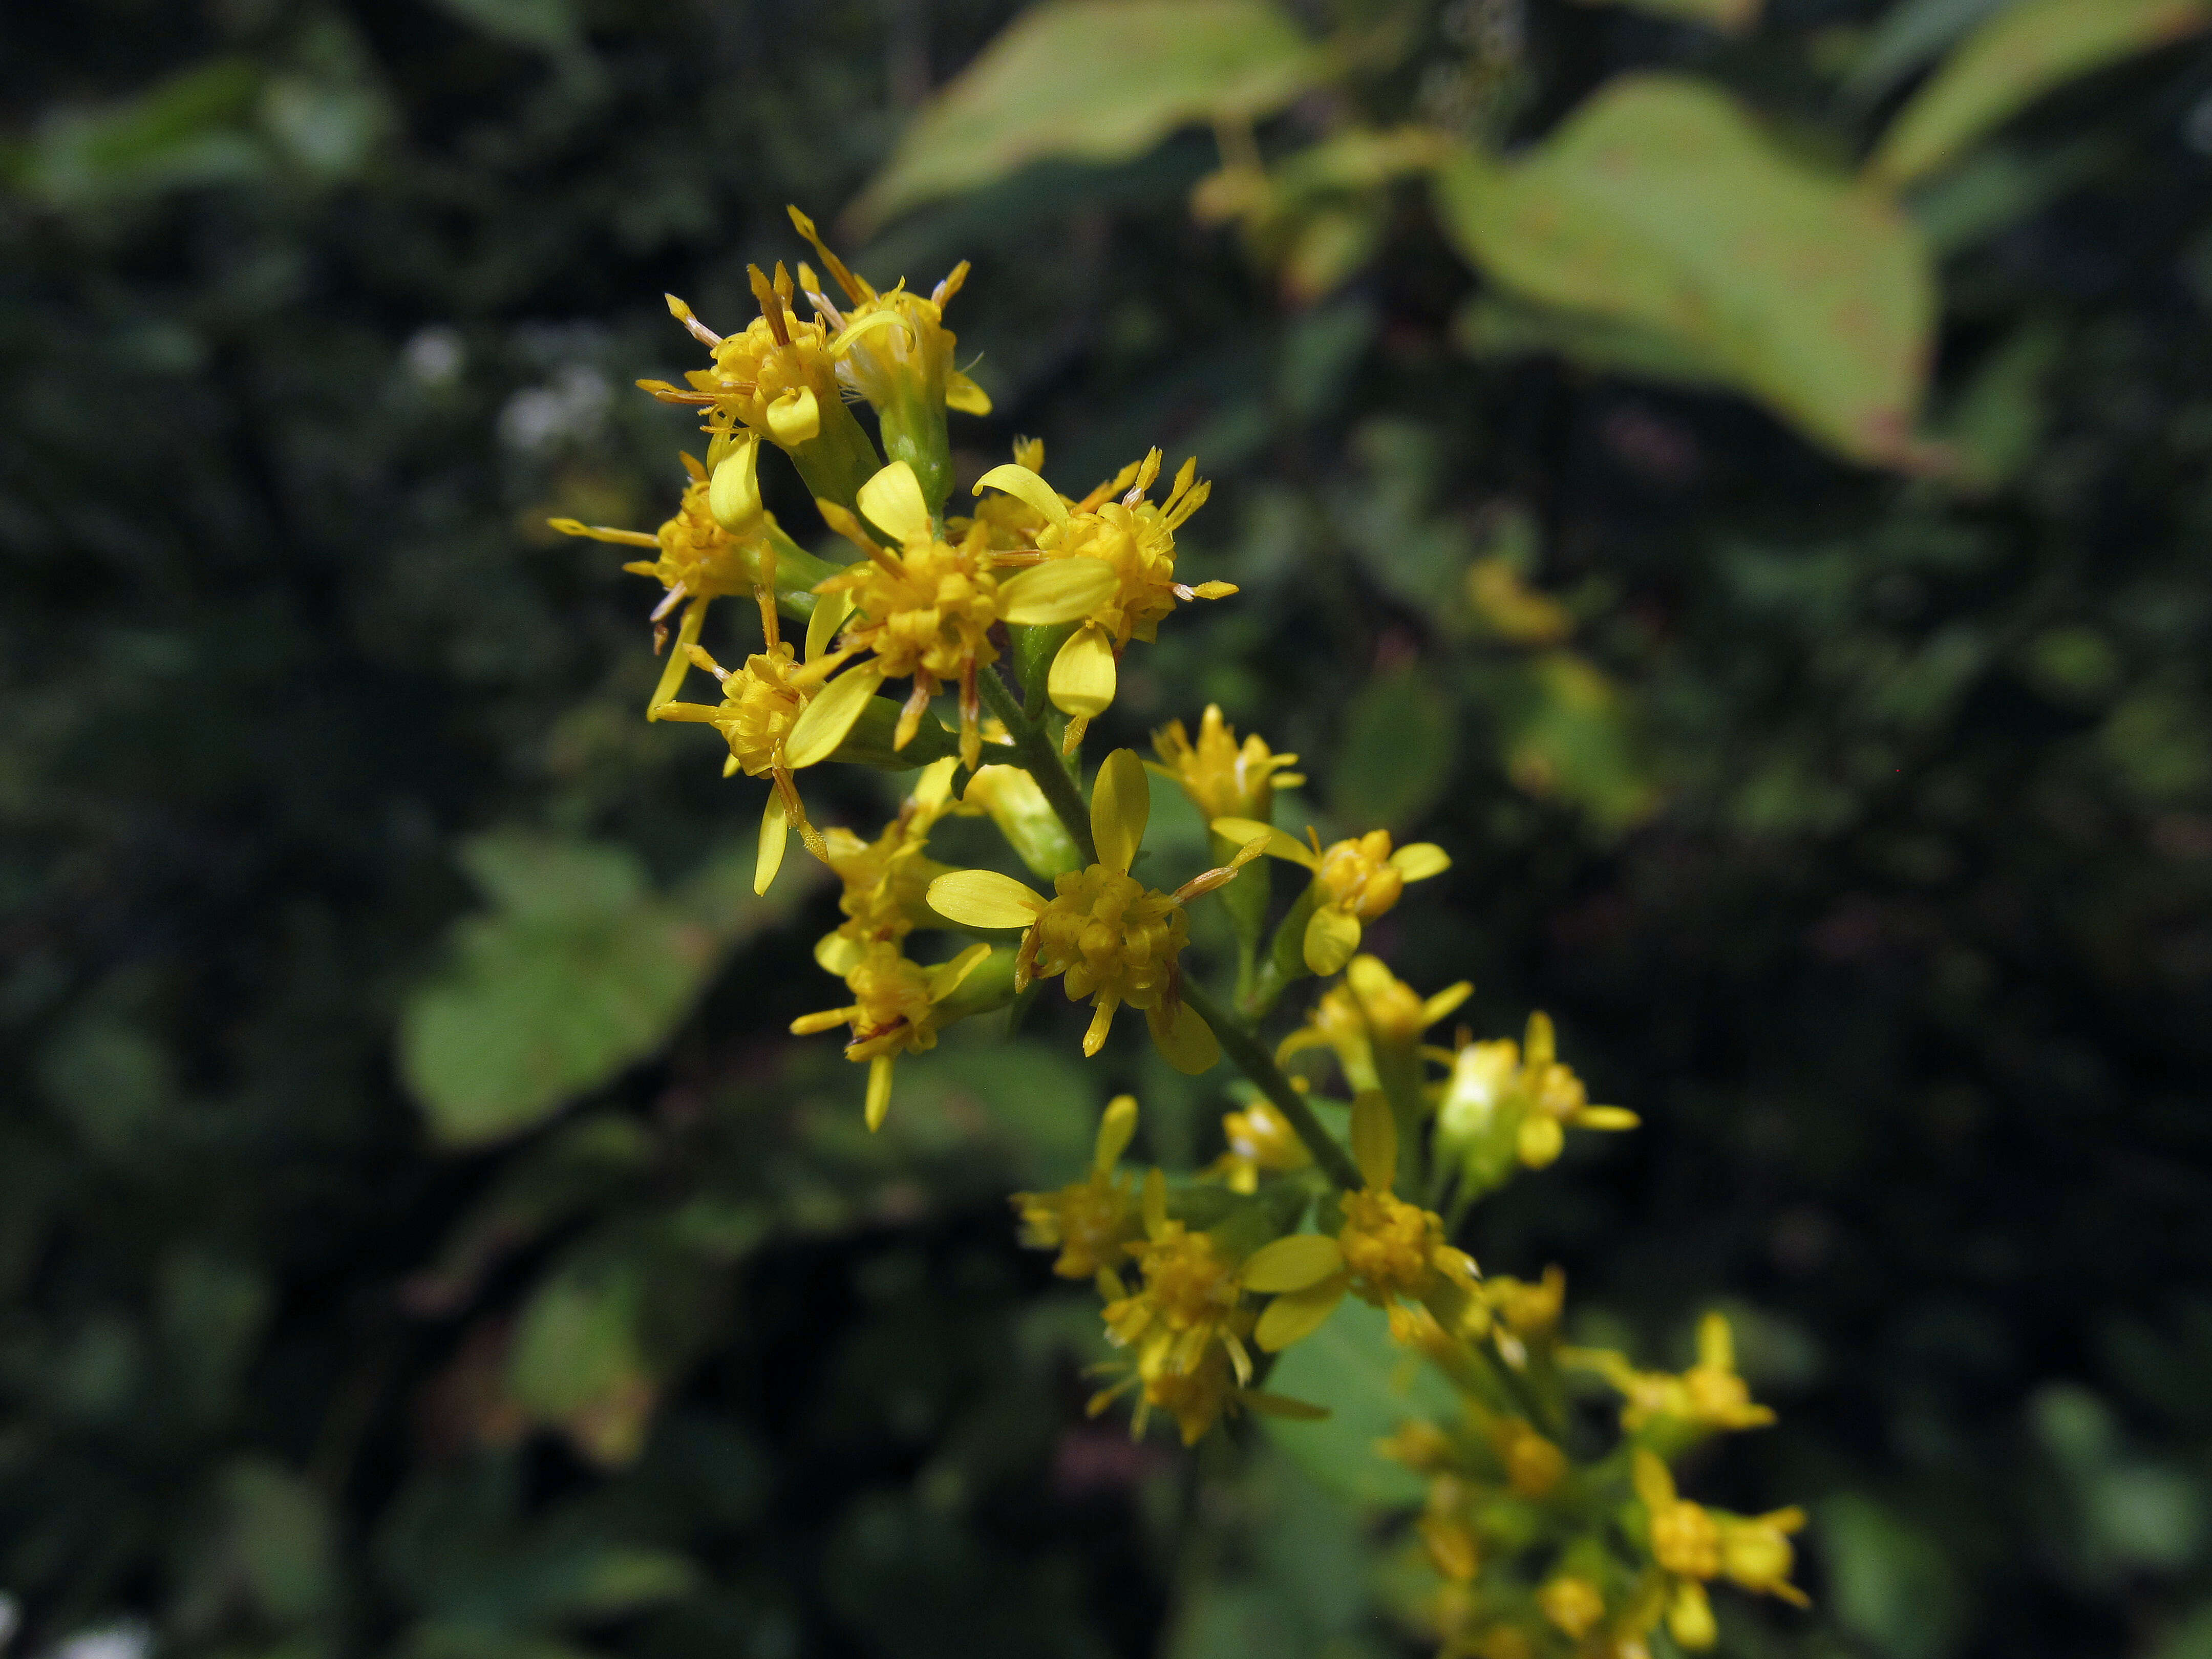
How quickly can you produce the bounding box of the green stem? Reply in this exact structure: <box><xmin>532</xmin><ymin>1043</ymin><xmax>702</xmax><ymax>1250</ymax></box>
<box><xmin>977</xmin><ymin>665</ymin><xmax>1096</xmax><ymax>866</ymax></box>
<box><xmin>1180</xmin><ymin>980</ymin><xmax>1362</xmax><ymax>1193</ymax></box>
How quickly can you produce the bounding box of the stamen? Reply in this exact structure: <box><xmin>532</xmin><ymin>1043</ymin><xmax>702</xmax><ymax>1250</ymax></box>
<box><xmin>666</xmin><ymin>294</ymin><xmax>722</xmax><ymax>348</ymax></box>
<box><xmin>649</xmin><ymin>581</ymin><xmax>689</xmax><ymax>623</ymax></box>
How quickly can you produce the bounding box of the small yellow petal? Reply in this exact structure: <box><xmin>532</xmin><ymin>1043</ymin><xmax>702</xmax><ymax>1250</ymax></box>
<box><xmin>783</xmin><ymin>666</ymin><xmax>886</xmax><ymax>768</ymax></box>
<box><xmin>926</xmin><ymin>941</ymin><xmax>994</xmax><ymax>1000</ymax></box>
<box><xmin>865</xmin><ymin>1054</ymin><xmax>895</xmax><ymax>1132</ymax></box>
<box><xmin>1576</xmin><ymin>1106</ymin><xmax>1640</xmax><ymax>1131</ymax></box>
<box><xmin>766</xmin><ymin>385</ymin><xmax>820</xmax><ymax>445</ymax></box>
<box><xmin>1242</xmin><ymin>1234</ymin><xmax>1346</xmax><ymax>1293</ymax></box>
<box><xmin>1389</xmin><ymin>842</ymin><xmax>1452</xmax><ymax>881</ymax></box>
<box><xmin>1187</xmin><ymin>580</ymin><xmax>1238</xmax><ymax>599</ymax></box>
<box><xmin>829</xmin><ymin>308</ymin><xmax>912</xmax><ymax>356</ymax></box>
<box><xmin>1256</xmin><ymin>1282</ymin><xmax>1346</xmax><ymax>1352</ymax></box>
<box><xmin>998</xmin><ymin>556</ymin><xmax>1118</xmax><ymax>625</ymax></box>
<box><xmin>1144</xmin><ymin>999</ymin><xmax>1219</xmax><ymax>1075</ymax></box>
<box><xmin>1303</xmin><ymin>905</ymin><xmax>1362</xmax><ymax>976</ymax></box>
<box><xmin>1632</xmin><ymin>1447</ymin><xmax>1676</xmax><ymax>1512</ymax></box>
<box><xmin>754</xmin><ymin>790</ymin><xmax>789</xmax><ymax>896</ymax></box>
<box><xmin>805</xmin><ymin>587</ymin><xmax>852</xmax><ymax>664</ymax></box>
<box><xmin>1048</xmin><ymin>624</ymin><xmax>1116</xmax><ymax>719</ymax></box>
<box><xmin>1421</xmin><ymin>981</ymin><xmax>1475</xmax><ymax>1026</ymax></box>
<box><xmin>1350</xmin><ymin>1090</ymin><xmax>1397</xmax><ymax>1192</ymax></box>
<box><xmin>709</xmin><ymin>437</ymin><xmax>762</xmax><ymax>531</ymax></box>
<box><xmin>1210</xmin><ymin>818</ymin><xmax>1318</xmax><ymax>868</ymax></box>
<box><xmin>1095</xmin><ymin>1094</ymin><xmax>1139</xmax><ymax>1169</ymax></box>
<box><xmin>814</xmin><ymin>931</ymin><xmax>864</xmax><ymax>975</ymax></box>
<box><xmin>856</xmin><ymin>461</ymin><xmax>933</xmax><ymax>545</ymax></box>
<box><xmin>927</xmin><ymin>868</ymin><xmax>1048</xmax><ymax>929</ymax></box>
<box><xmin>1091</xmin><ymin>748</ymin><xmax>1151</xmax><ymax>874</ymax></box>
<box><xmin>972</xmin><ymin>462</ymin><xmax>1069</xmax><ymax>526</ymax></box>
<box><xmin>945</xmin><ymin>369</ymin><xmax>992</xmax><ymax>416</ymax></box>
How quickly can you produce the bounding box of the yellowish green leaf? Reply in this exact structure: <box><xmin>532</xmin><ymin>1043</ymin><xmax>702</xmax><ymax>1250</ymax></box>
<box><xmin>1432</xmin><ymin>76</ymin><xmax>1937</xmax><ymax>466</ymax></box>
<box><xmin>1870</xmin><ymin>0</ymin><xmax>2209</xmax><ymax>189</ymax></box>
<box><xmin>852</xmin><ymin>0</ymin><xmax>1323</xmax><ymax>229</ymax></box>
<box><xmin>1569</xmin><ymin>0</ymin><xmax>1761</xmax><ymax>32</ymax></box>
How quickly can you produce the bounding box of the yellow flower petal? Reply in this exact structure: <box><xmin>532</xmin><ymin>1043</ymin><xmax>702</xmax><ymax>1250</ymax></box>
<box><xmin>1242</xmin><ymin>1234</ymin><xmax>1346</xmax><ymax>1293</ymax></box>
<box><xmin>765</xmin><ymin>385</ymin><xmax>820</xmax><ymax>445</ymax></box>
<box><xmin>945</xmin><ymin>369</ymin><xmax>992</xmax><ymax>416</ymax></box>
<box><xmin>1633</xmin><ymin>1447</ymin><xmax>1676</xmax><ymax>1512</ymax></box>
<box><xmin>1422</xmin><ymin>981</ymin><xmax>1474</xmax><ymax>1026</ymax></box>
<box><xmin>856</xmin><ymin>460</ymin><xmax>933</xmax><ymax>546</ymax></box>
<box><xmin>1697</xmin><ymin>1311</ymin><xmax>1734</xmax><ymax>1373</ymax></box>
<box><xmin>1576</xmin><ymin>1106</ymin><xmax>1640</xmax><ymax>1131</ymax></box>
<box><xmin>1389</xmin><ymin>842</ymin><xmax>1452</xmax><ymax>881</ymax></box>
<box><xmin>1095</xmin><ymin>1094</ymin><xmax>1139</xmax><ymax>1170</ymax></box>
<box><xmin>804</xmin><ymin>587</ymin><xmax>852</xmax><ymax>664</ymax></box>
<box><xmin>1256</xmin><ymin>1281</ymin><xmax>1346</xmax><ymax>1352</ymax></box>
<box><xmin>1144</xmin><ymin>998</ymin><xmax>1219</xmax><ymax>1075</ymax></box>
<box><xmin>783</xmin><ymin>665</ymin><xmax>886</xmax><ymax>768</ymax></box>
<box><xmin>1187</xmin><ymin>580</ymin><xmax>1238</xmax><ymax>599</ymax></box>
<box><xmin>754</xmin><ymin>789</ymin><xmax>788</xmax><ymax>896</ymax></box>
<box><xmin>972</xmin><ymin>462</ymin><xmax>1069</xmax><ymax>526</ymax></box>
<box><xmin>998</xmin><ymin>556</ymin><xmax>1117</xmax><ymax>625</ymax></box>
<box><xmin>1350</xmin><ymin>1089</ymin><xmax>1397</xmax><ymax>1192</ymax></box>
<box><xmin>1091</xmin><ymin>748</ymin><xmax>1150</xmax><ymax>874</ymax></box>
<box><xmin>1048</xmin><ymin>623</ymin><xmax>1116</xmax><ymax>719</ymax></box>
<box><xmin>814</xmin><ymin>931</ymin><xmax>864</xmax><ymax>975</ymax></box>
<box><xmin>926</xmin><ymin>941</ymin><xmax>994</xmax><ymax>1000</ymax></box>
<box><xmin>709</xmin><ymin>437</ymin><xmax>761</xmax><ymax>531</ymax></box>
<box><xmin>1303</xmin><ymin>904</ymin><xmax>1362</xmax><ymax>975</ymax></box>
<box><xmin>926</xmin><ymin>868</ymin><xmax>1047</xmax><ymax>929</ymax></box>
<box><xmin>865</xmin><ymin>1053</ymin><xmax>895</xmax><ymax>1132</ymax></box>
<box><xmin>1209</xmin><ymin>818</ymin><xmax>1318</xmax><ymax>868</ymax></box>
<box><xmin>829</xmin><ymin>308</ymin><xmax>913</xmax><ymax>356</ymax></box>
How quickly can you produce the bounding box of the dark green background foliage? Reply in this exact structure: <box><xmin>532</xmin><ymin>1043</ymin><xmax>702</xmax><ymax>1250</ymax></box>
<box><xmin>4</xmin><ymin>2</ymin><xmax>2210</xmax><ymax>1657</ymax></box>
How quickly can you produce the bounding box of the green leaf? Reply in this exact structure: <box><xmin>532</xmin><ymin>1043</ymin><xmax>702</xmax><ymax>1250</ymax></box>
<box><xmin>399</xmin><ymin>835</ymin><xmax>816</xmax><ymax>1148</ymax></box>
<box><xmin>1260</xmin><ymin>1297</ymin><xmax>1460</xmax><ymax>1507</ymax></box>
<box><xmin>1568</xmin><ymin>0</ymin><xmax>1761</xmax><ymax>32</ymax></box>
<box><xmin>1819</xmin><ymin>1493</ymin><xmax>1964</xmax><ymax>1659</ymax></box>
<box><xmin>1869</xmin><ymin>0</ymin><xmax>2211</xmax><ymax>189</ymax></box>
<box><xmin>427</xmin><ymin>0</ymin><xmax>585</xmax><ymax>56</ymax></box>
<box><xmin>216</xmin><ymin>1457</ymin><xmax>338</xmax><ymax>1626</ymax></box>
<box><xmin>852</xmin><ymin>0</ymin><xmax>1323</xmax><ymax>229</ymax></box>
<box><xmin>9</xmin><ymin>59</ymin><xmax>267</xmax><ymax>208</ymax></box>
<box><xmin>1432</xmin><ymin>77</ymin><xmax>1937</xmax><ymax>466</ymax></box>
<box><xmin>1842</xmin><ymin>0</ymin><xmax>2020</xmax><ymax>105</ymax></box>
<box><xmin>1332</xmin><ymin>664</ymin><xmax>1457</xmax><ymax>834</ymax></box>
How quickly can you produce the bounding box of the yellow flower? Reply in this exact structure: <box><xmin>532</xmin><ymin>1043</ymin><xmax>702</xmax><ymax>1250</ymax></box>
<box><xmin>1209</xmin><ymin>823</ymin><xmax>1451</xmax><ymax>975</ymax></box>
<box><xmin>1435</xmin><ymin>1013</ymin><xmax>1637</xmax><ymax>1179</ymax></box>
<box><xmin>812</xmin><ymin>757</ymin><xmax>969</xmax><ymax>973</ymax></box>
<box><xmin>798</xmin><ymin>461</ymin><xmax>1113</xmax><ymax>770</ymax></box>
<box><xmin>1084</xmin><ymin>1168</ymin><xmax>1324</xmax><ymax>1444</ymax></box>
<box><xmin>1537</xmin><ymin>1576</ymin><xmax>1606</xmax><ymax>1640</ymax></box>
<box><xmin>1571</xmin><ymin>1313</ymin><xmax>1775</xmax><ymax>1435</ymax></box>
<box><xmin>1632</xmin><ymin>1451</ymin><xmax>1728</xmax><ymax>1649</ymax></box>
<box><xmin>653</xmin><ymin>572</ymin><xmax>863</xmax><ymax>892</ymax></box>
<box><xmin>1718</xmin><ymin>1506</ymin><xmax>1811</xmax><ymax>1607</ymax></box>
<box><xmin>1151</xmin><ymin>704</ymin><xmax>1304</xmax><ymax>824</ymax></box>
<box><xmin>1493</xmin><ymin>1419</ymin><xmax>1566</xmax><ymax>1497</ymax></box>
<box><xmin>788</xmin><ymin>206</ymin><xmax>986</xmax><ymax>511</ymax></box>
<box><xmin>972</xmin><ymin>451</ymin><xmax>1234</xmax><ymax>748</ymax></box>
<box><xmin>789</xmin><ymin>939</ymin><xmax>994</xmax><ymax>1130</ymax></box>
<box><xmin>926</xmin><ymin>749</ymin><xmax>1267</xmax><ymax>1069</ymax></box>
<box><xmin>549</xmin><ymin>444</ymin><xmax>775</xmax><ymax>711</ymax></box>
<box><xmin>1012</xmin><ymin>1094</ymin><xmax>1142</xmax><ymax>1279</ymax></box>
<box><xmin>1243</xmin><ymin>1091</ymin><xmax>1478</xmax><ymax>1352</ymax></box>
<box><xmin>1203</xmin><ymin>1096</ymin><xmax>1312</xmax><ymax>1193</ymax></box>
<box><xmin>1278</xmin><ymin>955</ymin><xmax>1472</xmax><ymax>1094</ymax></box>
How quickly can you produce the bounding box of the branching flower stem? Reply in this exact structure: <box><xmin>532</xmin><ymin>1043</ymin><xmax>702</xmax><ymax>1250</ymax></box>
<box><xmin>979</xmin><ymin>673</ymin><xmax>1361</xmax><ymax>1192</ymax></box>
<box><xmin>979</xmin><ymin>666</ymin><xmax>1097</xmax><ymax>866</ymax></box>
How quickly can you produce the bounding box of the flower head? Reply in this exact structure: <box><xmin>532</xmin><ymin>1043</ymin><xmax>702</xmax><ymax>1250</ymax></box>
<box><xmin>1203</xmin><ymin>1096</ymin><xmax>1312</xmax><ymax>1193</ymax></box>
<box><xmin>1278</xmin><ymin>955</ymin><xmax>1472</xmax><ymax>1094</ymax></box>
<box><xmin>1151</xmin><ymin>705</ymin><xmax>1303</xmax><ymax>824</ymax></box>
<box><xmin>1434</xmin><ymin>1012</ymin><xmax>1637</xmax><ymax>1192</ymax></box>
<box><xmin>813</xmin><ymin>758</ymin><xmax>969</xmax><ymax>974</ymax></box>
<box><xmin>1571</xmin><ymin>1312</ymin><xmax>1774</xmax><ymax>1436</ymax></box>
<box><xmin>927</xmin><ymin>750</ymin><xmax>1267</xmax><ymax>1069</ymax></box>
<box><xmin>790</xmin><ymin>939</ymin><xmax>994</xmax><ymax>1130</ymax></box>
<box><xmin>1013</xmin><ymin>1094</ymin><xmax>1142</xmax><ymax>1279</ymax></box>
<box><xmin>1243</xmin><ymin>1091</ymin><xmax>1478</xmax><ymax>1352</ymax></box>
<box><xmin>1209</xmin><ymin>823</ymin><xmax>1451</xmax><ymax>975</ymax></box>
<box><xmin>789</xmin><ymin>206</ymin><xmax>986</xmax><ymax>513</ymax></box>
<box><xmin>972</xmin><ymin>452</ymin><xmax>1234</xmax><ymax>748</ymax></box>
<box><xmin>801</xmin><ymin>461</ymin><xmax>1111</xmax><ymax>770</ymax></box>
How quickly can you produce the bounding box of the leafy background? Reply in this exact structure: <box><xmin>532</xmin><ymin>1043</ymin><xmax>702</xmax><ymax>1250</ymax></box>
<box><xmin>4</xmin><ymin>1</ymin><xmax>2211</xmax><ymax>1658</ymax></box>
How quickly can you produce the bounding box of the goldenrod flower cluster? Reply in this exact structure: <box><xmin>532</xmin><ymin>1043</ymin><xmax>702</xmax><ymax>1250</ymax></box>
<box><xmin>556</xmin><ymin>218</ymin><xmax>1805</xmax><ymax>1655</ymax></box>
